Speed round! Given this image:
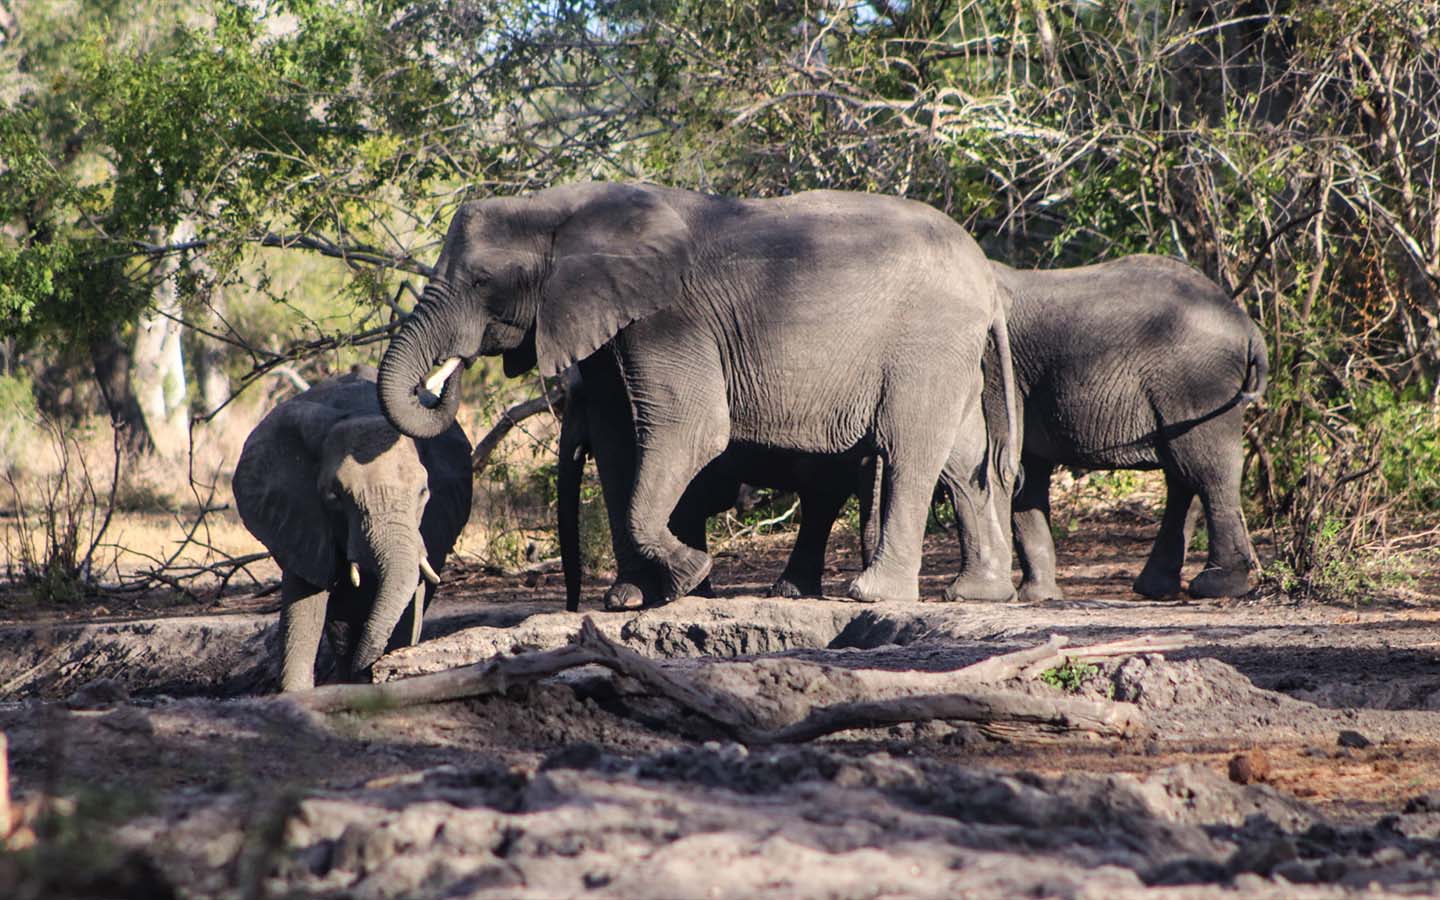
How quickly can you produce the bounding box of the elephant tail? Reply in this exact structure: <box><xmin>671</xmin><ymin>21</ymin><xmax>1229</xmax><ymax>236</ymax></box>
<box><xmin>557</xmin><ymin>388</ymin><xmax>589</xmax><ymax>612</ymax></box>
<box><xmin>989</xmin><ymin>308</ymin><xmax>1022</xmax><ymax>489</ymax></box>
<box><xmin>1240</xmin><ymin>329</ymin><xmax>1269</xmax><ymax>404</ymax></box>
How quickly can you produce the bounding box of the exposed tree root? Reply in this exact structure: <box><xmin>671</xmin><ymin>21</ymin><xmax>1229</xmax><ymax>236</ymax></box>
<box><xmin>285</xmin><ymin>618</ymin><xmax>1183</xmax><ymax>743</ymax></box>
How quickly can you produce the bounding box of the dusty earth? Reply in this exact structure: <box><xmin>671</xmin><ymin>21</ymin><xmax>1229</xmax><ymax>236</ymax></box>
<box><xmin>2</xmin><ymin>507</ymin><xmax>1440</xmax><ymax>899</ymax></box>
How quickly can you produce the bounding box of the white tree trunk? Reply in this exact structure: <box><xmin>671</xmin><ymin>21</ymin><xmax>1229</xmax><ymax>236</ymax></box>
<box><xmin>132</xmin><ymin>221</ymin><xmax>193</xmax><ymax>459</ymax></box>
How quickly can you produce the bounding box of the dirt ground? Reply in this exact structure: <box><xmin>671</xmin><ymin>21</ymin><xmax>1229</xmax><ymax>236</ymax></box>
<box><xmin>3</xmin><ymin>507</ymin><xmax>1440</xmax><ymax>898</ymax></box>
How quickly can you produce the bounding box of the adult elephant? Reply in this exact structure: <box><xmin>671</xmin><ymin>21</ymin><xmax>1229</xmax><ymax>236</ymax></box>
<box><xmin>992</xmin><ymin>255</ymin><xmax>1267</xmax><ymax>601</ymax></box>
<box><xmin>234</xmin><ymin>368</ymin><xmax>472</xmax><ymax>691</ymax></box>
<box><xmin>377</xmin><ymin>182</ymin><xmax>1018</xmax><ymax>606</ymax></box>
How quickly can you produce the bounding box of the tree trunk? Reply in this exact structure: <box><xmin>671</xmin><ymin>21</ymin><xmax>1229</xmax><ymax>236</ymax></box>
<box><xmin>90</xmin><ymin>328</ymin><xmax>153</xmax><ymax>457</ymax></box>
<box><xmin>131</xmin><ymin>222</ymin><xmax>192</xmax><ymax>459</ymax></box>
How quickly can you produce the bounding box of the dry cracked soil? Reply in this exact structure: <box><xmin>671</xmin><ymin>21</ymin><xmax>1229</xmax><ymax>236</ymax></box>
<box><xmin>2</xmin><ymin>510</ymin><xmax>1440</xmax><ymax>899</ymax></box>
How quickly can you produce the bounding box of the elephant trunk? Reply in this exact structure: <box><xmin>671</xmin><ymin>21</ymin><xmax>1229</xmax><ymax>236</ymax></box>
<box><xmin>378</xmin><ymin>285</ymin><xmax>469</xmax><ymax>439</ymax></box>
<box><xmin>348</xmin><ymin>535</ymin><xmax>423</xmax><ymax>678</ymax></box>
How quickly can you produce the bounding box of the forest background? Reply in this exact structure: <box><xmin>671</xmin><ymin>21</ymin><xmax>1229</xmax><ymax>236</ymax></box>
<box><xmin>1</xmin><ymin>0</ymin><xmax>1437</xmax><ymax>605</ymax></box>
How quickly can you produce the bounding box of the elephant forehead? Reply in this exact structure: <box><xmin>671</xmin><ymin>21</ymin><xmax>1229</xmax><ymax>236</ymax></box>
<box><xmin>325</xmin><ymin>419</ymin><xmax>425</xmax><ymax>477</ymax></box>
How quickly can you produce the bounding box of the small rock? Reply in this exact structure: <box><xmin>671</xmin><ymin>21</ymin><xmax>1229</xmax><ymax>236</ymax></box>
<box><xmin>1228</xmin><ymin>749</ymin><xmax>1271</xmax><ymax>784</ymax></box>
<box><xmin>65</xmin><ymin>678</ymin><xmax>130</xmax><ymax>710</ymax></box>
<box><xmin>1338</xmin><ymin>730</ymin><xmax>1372</xmax><ymax>749</ymax></box>
<box><xmin>1404</xmin><ymin>791</ymin><xmax>1440</xmax><ymax>814</ymax></box>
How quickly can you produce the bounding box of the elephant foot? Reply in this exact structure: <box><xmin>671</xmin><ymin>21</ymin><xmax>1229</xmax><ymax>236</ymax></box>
<box><xmin>768</xmin><ymin>575</ymin><xmax>822</xmax><ymax>599</ymax></box>
<box><xmin>1016</xmin><ymin>580</ymin><xmax>1064</xmax><ymax>604</ymax></box>
<box><xmin>1132</xmin><ymin>568</ymin><xmax>1183</xmax><ymax>600</ymax></box>
<box><xmin>664</xmin><ymin>545</ymin><xmax>714</xmax><ymax>602</ymax></box>
<box><xmin>847</xmin><ymin>567</ymin><xmax>917</xmax><ymax>604</ymax></box>
<box><xmin>941</xmin><ymin>574</ymin><xmax>1017</xmax><ymax>603</ymax></box>
<box><xmin>1188</xmin><ymin>566</ymin><xmax>1253</xmax><ymax>599</ymax></box>
<box><xmin>603</xmin><ymin>581</ymin><xmax>648</xmax><ymax>611</ymax></box>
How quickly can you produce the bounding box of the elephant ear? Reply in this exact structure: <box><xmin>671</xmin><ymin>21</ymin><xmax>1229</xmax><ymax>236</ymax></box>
<box><xmin>534</xmin><ymin>186</ymin><xmax>692</xmax><ymax>377</ymax></box>
<box><xmin>234</xmin><ymin>400</ymin><xmax>349</xmax><ymax>589</ymax></box>
<box><xmin>416</xmin><ymin>422</ymin><xmax>474</xmax><ymax>564</ymax></box>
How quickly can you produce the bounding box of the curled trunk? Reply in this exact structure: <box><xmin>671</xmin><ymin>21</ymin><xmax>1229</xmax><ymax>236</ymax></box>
<box><xmin>378</xmin><ymin>292</ymin><xmax>467</xmax><ymax>439</ymax></box>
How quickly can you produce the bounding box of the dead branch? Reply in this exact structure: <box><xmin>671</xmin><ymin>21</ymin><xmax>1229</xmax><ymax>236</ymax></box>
<box><xmin>288</xmin><ymin>620</ymin><xmax>1152</xmax><ymax>744</ymax></box>
<box><xmin>571</xmin><ymin>618</ymin><xmax>762</xmax><ymax>734</ymax></box>
<box><xmin>758</xmin><ymin>689</ymin><xmax>1141</xmax><ymax>744</ymax></box>
<box><xmin>471</xmin><ymin>383</ymin><xmax>568</xmax><ymax>473</ymax></box>
<box><xmin>286</xmin><ymin>642</ymin><xmax>602</xmax><ymax>714</ymax></box>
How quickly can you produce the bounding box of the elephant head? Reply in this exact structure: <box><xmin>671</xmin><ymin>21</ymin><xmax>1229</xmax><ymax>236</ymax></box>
<box><xmin>234</xmin><ymin>375</ymin><xmax>472</xmax><ymax>685</ymax></box>
<box><xmin>377</xmin><ymin>182</ymin><xmax>692</xmax><ymax>439</ymax></box>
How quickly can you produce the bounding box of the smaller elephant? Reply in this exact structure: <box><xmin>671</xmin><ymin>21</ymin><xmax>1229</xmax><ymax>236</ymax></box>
<box><xmin>234</xmin><ymin>367</ymin><xmax>472</xmax><ymax>691</ymax></box>
<box><xmin>992</xmin><ymin>255</ymin><xmax>1268</xmax><ymax>601</ymax></box>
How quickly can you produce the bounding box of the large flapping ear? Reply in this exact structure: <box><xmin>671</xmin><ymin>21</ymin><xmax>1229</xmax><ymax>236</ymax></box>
<box><xmin>233</xmin><ymin>400</ymin><xmax>350</xmax><ymax>589</ymax></box>
<box><xmin>534</xmin><ymin>185</ymin><xmax>692</xmax><ymax>377</ymax></box>
<box><xmin>416</xmin><ymin>421</ymin><xmax>475</xmax><ymax>564</ymax></box>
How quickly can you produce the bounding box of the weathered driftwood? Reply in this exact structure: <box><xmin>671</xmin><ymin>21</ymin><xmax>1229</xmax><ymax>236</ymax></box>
<box><xmin>471</xmin><ymin>385</ymin><xmax>567</xmax><ymax>473</ymax></box>
<box><xmin>285</xmin><ymin>618</ymin><xmax>1158</xmax><ymax>743</ymax></box>
<box><xmin>758</xmin><ymin>689</ymin><xmax>1141</xmax><ymax>743</ymax></box>
<box><xmin>288</xmin><ymin>642</ymin><xmax>600</xmax><ymax>714</ymax></box>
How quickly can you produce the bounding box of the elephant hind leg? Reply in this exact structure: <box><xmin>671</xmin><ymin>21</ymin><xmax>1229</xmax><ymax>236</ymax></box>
<box><xmin>938</xmin><ymin>417</ymin><xmax>1016</xmax><ymax>603</ymax></box>
<box><xmin>1013</xmin><ymin>458</ymin><xmax>1061</xmax><ymax>603</ymax></box>
<box><xmin>1156</xmin><ymin>413</ymin><xmax>1257</xmax><ymax>599</ymax></box>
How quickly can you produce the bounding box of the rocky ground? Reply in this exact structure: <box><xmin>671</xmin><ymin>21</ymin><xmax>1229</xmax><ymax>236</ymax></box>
<box><xmin>2</xmin><ymin>510</ymin><xmax>1440</xmax><ymax>898</ymax></box>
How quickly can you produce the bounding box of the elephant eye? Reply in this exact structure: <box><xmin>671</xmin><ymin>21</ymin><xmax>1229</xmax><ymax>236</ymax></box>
<box><xmin>322</xmin><ymin>487</ymin><xmax>341</xmax><ymax>506</ymax></box>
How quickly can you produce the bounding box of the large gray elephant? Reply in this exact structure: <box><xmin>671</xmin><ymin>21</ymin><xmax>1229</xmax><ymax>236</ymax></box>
<box><xmin>234</xmin><ymin>367</ymin><xmax>472</xmax><ymax>691</ymax></box>
<box><xmin>376</xmin><ymin>182</ymin><xmax>1018</xmax><ymax>606</ymax></box>
<box><xmin>990</xmin><ymin>255</ymin><xmax>1267</xmax><ymax>601</ymax></box>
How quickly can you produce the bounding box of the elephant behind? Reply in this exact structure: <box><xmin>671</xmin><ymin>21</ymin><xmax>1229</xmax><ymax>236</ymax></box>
<box><xmin>234</xmin><ymin>367</ymin><xmax>472</xmax><ymax>691</ymax></box>
<box><xmin>556</xmin><ymin>363</ymin><xmax>865</xmax><ymax>610</ymax></box>
<box><xmin>992</xmin><ymin>255</ymin><xmax>1267</xmax><ymax>601</ymax></box>
<box><xmin>376</xmin><ymin>182</ymin><xmax>1018</xmax><ymax>606</ymax></box>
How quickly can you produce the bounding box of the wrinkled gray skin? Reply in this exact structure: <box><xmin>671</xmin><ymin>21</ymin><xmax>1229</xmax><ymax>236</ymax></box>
<box><xmin>377</xmin><ymin>182</ymin><xmax>1016</xmax><ymax>605</ymax></box>
<box><xmin>234</xmin><ymin>368</ymin><xmax>472</xmax><ymax>691</ymax></box>
<box><xmin>992</xmin><ymin>256</ymin><xmax>1267</xmax><ymax>601</ymax></box>
<box><xmin>557</xmin><ymin>364</ymin><xmax>865</xmax><ymax>610</ymax></box>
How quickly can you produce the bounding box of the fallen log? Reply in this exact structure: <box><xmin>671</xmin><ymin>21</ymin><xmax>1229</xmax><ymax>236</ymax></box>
<box><xmin>284</xmin><ymin>618</ymin><xmax>1158</xmax><ymax>743</ymax></box>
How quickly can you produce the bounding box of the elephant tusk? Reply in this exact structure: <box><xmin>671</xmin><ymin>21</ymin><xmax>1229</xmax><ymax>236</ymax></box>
<box><xmin>410</xmin><ymin>583</ymin><xmax>424</xmax><ymax>646</ymax></box>
<box><xmin>419</xmin><ymin>557</ymin><xmax>440</xmax><ymax>585</ymax></box>
<box><xmin>423</xmin><ymin>357</ymin><xmax>463</xmax><ymax>396</ymax></box>
<box><xmin>349</xmin><ymin>562</ymin><xmax>361</xmax><ymax>587</ymax></box>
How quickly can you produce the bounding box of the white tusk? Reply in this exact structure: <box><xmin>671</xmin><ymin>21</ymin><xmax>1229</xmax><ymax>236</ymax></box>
<box><xmin>410</xmin><ymin>583</ymin><xmax>424</xmax><ymax>646</ymax></box>
<box><xmin>419</xmin><ymin>557</ymin><xmax>440</xmax><ymax>585</ymax></box>
<box><xmin>349</xmin><ymin>562</ymin><xmax>361</xmax><ymax>587</ymax></box>
<box><xmin>424</xmin><ymin>357</ymin><xmax>463</xmax><ymax>396</ymax></box>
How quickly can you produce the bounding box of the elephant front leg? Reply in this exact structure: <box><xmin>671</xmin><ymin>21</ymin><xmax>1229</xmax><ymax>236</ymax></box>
<box><xmin>278</xmin><ymin>573</ymin><xmax>328</xmax><ymax>692</ymax></box>
<box><xmin>1133</xmin><ymin>472</ymin><xmax>1196</xmax><ymax>599</ymax></box>
<box><xmin>1012</xmin><ymin>459</ymin><xmax>1062</xmax><ymax>603</ymax></box>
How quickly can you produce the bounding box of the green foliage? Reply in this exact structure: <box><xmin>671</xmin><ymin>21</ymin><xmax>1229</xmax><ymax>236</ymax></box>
<box><xmin>1039</xmin><ymin>659</ymin><xmax>1102</xmax><ymax>695</ymax></box>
